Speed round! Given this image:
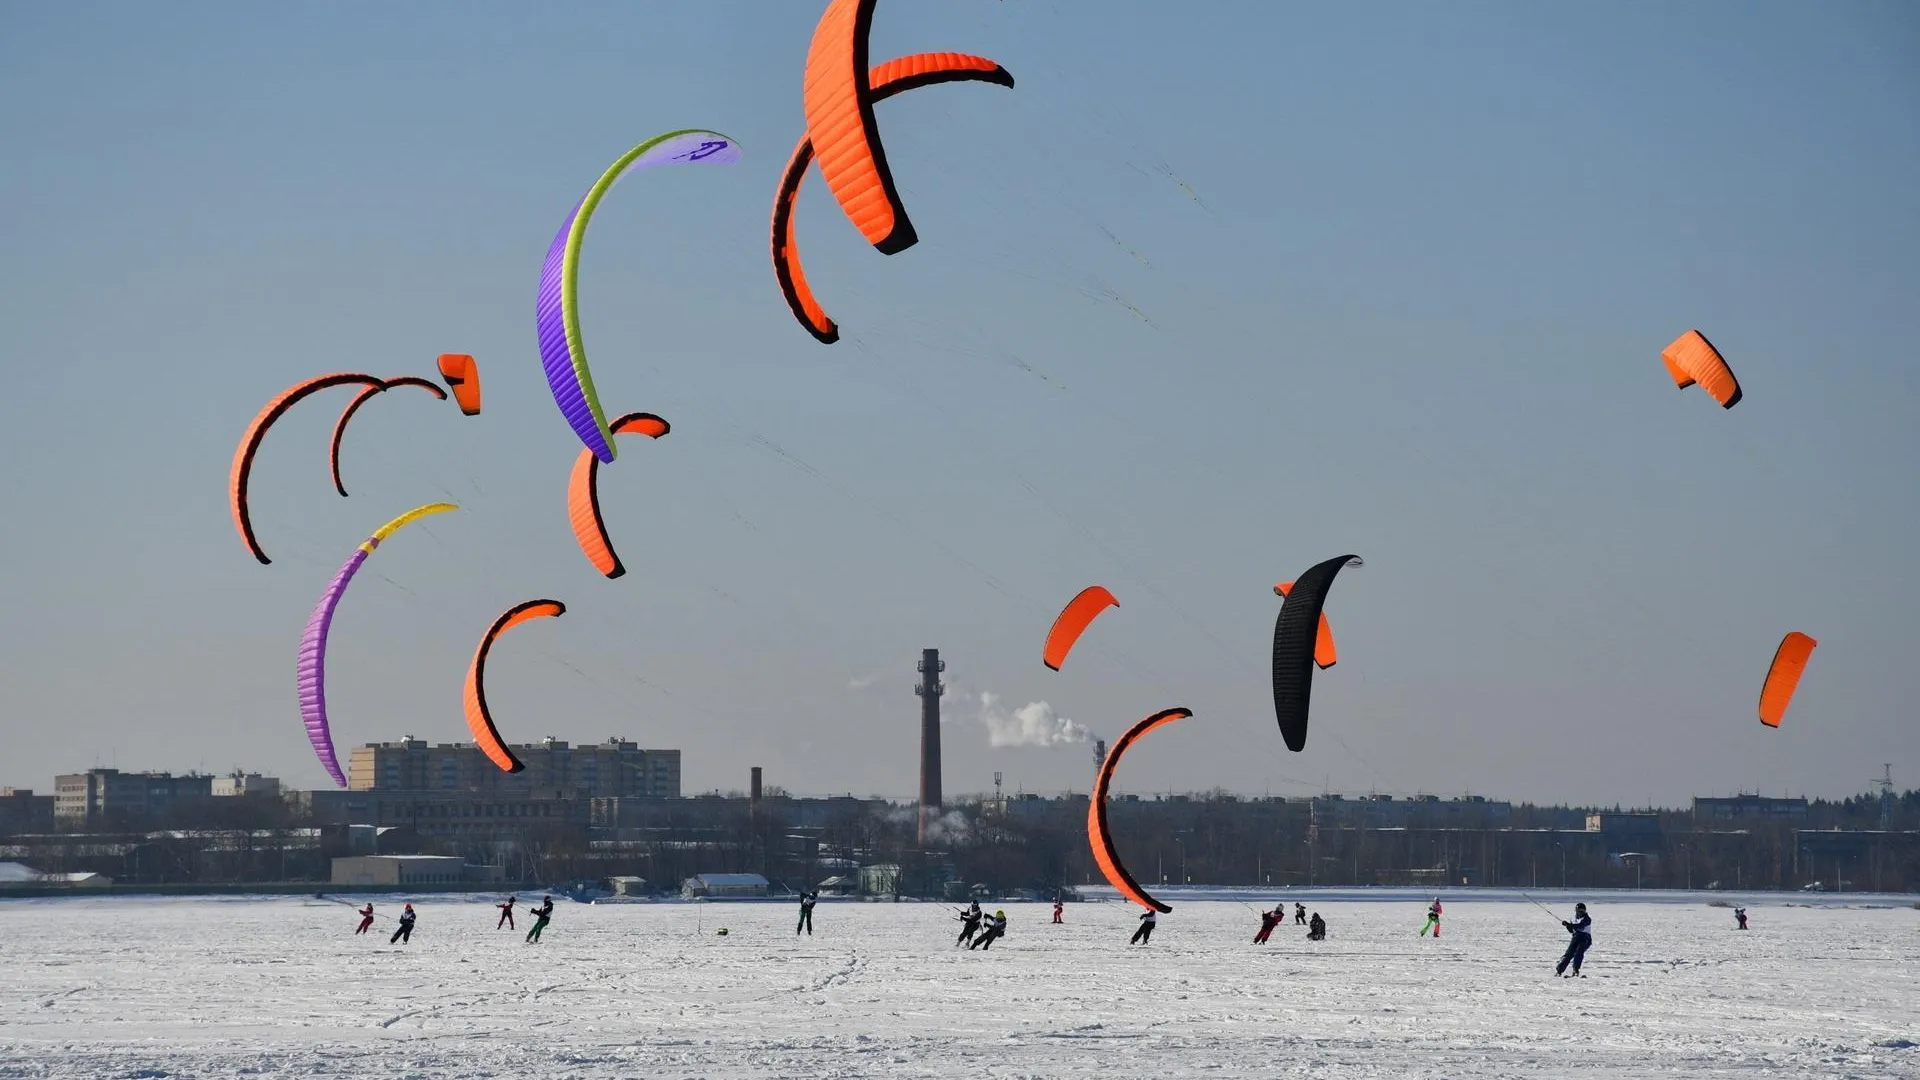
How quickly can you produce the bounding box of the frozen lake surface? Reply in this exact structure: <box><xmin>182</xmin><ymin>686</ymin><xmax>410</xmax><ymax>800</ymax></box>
<box><xmin>1</xmin><ymin>888</ymin><xmax>1915</xmax><ymax>1078</ymax></box>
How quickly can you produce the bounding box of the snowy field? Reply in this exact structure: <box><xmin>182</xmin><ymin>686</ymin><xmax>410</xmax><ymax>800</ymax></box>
<box><xmin>1</xmin><ymin>889</ymin><xmax>1915</xmax><ymax>1079</ymax></box>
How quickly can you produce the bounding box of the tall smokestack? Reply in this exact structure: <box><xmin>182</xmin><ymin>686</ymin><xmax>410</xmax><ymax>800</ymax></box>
<box><xmin>1093</xmin><ymin>739</ymin><xmax>1108</xmax><ymax>781</ymax></box>
<box><xmin>750</xmin><ymin>766</ymin><xmax>762</xmax><ymax>808</ymax></box>
<box><xmin>914</xmin><ymin>648</ymin><xmax>945</xmax><ymax>846</ymax></box>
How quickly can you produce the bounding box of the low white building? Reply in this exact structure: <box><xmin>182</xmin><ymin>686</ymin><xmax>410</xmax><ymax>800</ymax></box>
<box><xmin>330</xmin><ymin>854</ymin><xmax>500</xmax><ymax>886</ymax></box>
<box><xmin>680</xmin><ymin>873</ymin><xmax>769</xmax><ymax>899</ymax></box>
<box><xmin>0</xmin><ymin>861</ymin><xmax>112</xmax><ymax>889</ymax></box>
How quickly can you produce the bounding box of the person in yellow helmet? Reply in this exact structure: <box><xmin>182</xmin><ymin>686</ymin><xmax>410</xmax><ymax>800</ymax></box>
<box><xmin>970</xmin><ymin>909</ymin><xmax>1009</xmax><ymax>951</ymax></box>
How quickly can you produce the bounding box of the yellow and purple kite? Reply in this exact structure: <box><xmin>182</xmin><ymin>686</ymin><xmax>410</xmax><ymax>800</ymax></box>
<box><xmin>297</xmin><ymin>502</ymin><xmax>457</xmax><ymax>786</ymax></box>
<box><xmin>536</xmin><ymin>130</ymin><xmax>739</xmax><ymax>463</ymax></box>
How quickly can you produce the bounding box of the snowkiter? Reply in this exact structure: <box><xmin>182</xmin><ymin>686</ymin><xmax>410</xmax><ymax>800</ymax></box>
<box><xmin>1295</xmin><ymin>903</ymin><xmax>1308</xmax><ymax>925</ymax></box>
<box><xmin>956</xmin><ymin>902</ymin><xmax>983</xmax><ymax>946</ymax></box>
<box><xmin>1734</xmin><ymin>907</ymin><xmax>1748</xmax><ymax>930</ymax></box>
<box><xmin>1130</xmin><ymin>909</ymin><xmax>1157</xmax><ymax>945</ymax></box>
<box><xmin>1052</xmin><ymin>899</ymin><xmax>1064</xmax><ymax>924</ymax></box>
<box><xmin>355</xmin><ymin>903</ymin><xmax>375</xmax><ymax>935</ymax></box>
<box><xmin>526</xmin><ymin>896</ymin><xmax>553</xmax><ymax>943</ymax></box>
<box><xmin>1307</xmin><ymin>912</ymin><xmax>1326</xmax><ymax>940</ymax></box>
<box><xmin>1555</xmin><ymin>902</ymin><xmax>1592</xmax><ymax>976</ymax></box>
<box><xmin>390</xmin><ymin>904</ymin><xmax>416</xmax><ymax>944</ymax></box>
<box><xmin>971</xmin><ymin>910</ymin><xmax>1008</xmax><ymax>950</ymax></box>
<box><xmin>797</xmin><ymin>891</ymin><xmax>818</xmax><ymax>936</ymax></box>
<box><xmin>497</xmin><ymin>896</ymin><xmax>517</xmax><ymax>930</ymax></box>
<box><xmin>1254</xmin><ymin>907</ymin><xmax>1281</xmax><ymax>944</ymax></box>
<box><xmin>1421</xmin><ymin>898</ymin><xmax>1443</xmax><ymax>937</ymax></box>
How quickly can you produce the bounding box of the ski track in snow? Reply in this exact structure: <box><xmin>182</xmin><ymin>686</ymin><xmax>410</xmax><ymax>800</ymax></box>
<box><xmin>0</xmin><ymin>891</ymin><xmax>1914</xmax><ymax>1078</ymax></box>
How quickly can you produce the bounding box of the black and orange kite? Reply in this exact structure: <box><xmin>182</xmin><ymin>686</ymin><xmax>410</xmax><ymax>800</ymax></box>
<box><xmin>566</xmin><ymin>412</ymin><xmax>671</xmax><ymax>579</ymax></box>
<box><xmin>464</xmin><ymin>599</ymin><xmax>567</xmax><ymax>773</ymax></box>
<box><xmin>1272</xmin><ymin>555</ymin><xmax>1363</xmax><ymax>752</ymax></box>
<box><xmin>776</xmin><ymin>1</ymin><xmax>1013</xmax><ymax>341</ymax></box>
<box><xmin>232</xmin><ymin>360</ymin><xmax>481</xmax><ymax>564</ymax></box>
<box><xmin>329</xmin><ymin>377</ymin><xmax>448</xmax><ymax>497</ymax></box>
<box><xmin>1088</xmin><ymin>707</ymin><xmax>1194</xmax><ymax>913</ymax></box>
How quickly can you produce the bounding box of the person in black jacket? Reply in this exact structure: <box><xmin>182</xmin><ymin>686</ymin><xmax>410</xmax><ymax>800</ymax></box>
<box><xmin>797</xmin><ymin>891</ymin><xmax>818</xmax><ymax>936</ymax></box>
<box><xmin>956</xmin><ymin>901</ymin><xmax>983</xmax><ymax>946</ymax></box>
<box><xmin>1130</xmin><ymin>909</ymin><xmax>1157</xmax><ymax>945</ymax></box>
<box><xmin>1555</xmin><ymin>902</ymin><xmax>1592</xmax><ymax>977</ymax></box>
<box><xmin>390</xmin><ymin>903</ymin><xmax>416</xmax><ymax>945</ymax></box>
<box><xmin>970</xmin><ymin>910</ymin><xmax>1008</xmax><ymax>950</ymax></box>
<box><xmin>525</xmin><ymin>896</ymin><xmax>554</xmax><ymax>943</ymax></box>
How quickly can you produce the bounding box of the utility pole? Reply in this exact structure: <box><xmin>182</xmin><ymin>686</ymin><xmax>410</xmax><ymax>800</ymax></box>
<box><xmin>1872</xmin><ymin>764</ymin><xmax>1894</xmax><ymax>830</ymax></box>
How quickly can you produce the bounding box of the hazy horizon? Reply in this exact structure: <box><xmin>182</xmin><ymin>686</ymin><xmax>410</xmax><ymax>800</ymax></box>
<box><xmin>2</xmin><ymin>1</ymin><xmax>1915</xmax><ymax>806</ymax></box>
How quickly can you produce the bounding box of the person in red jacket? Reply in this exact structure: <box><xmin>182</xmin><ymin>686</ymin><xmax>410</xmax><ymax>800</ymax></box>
<box><xmin>496</xmin><ymin>896</ymin><xmax>517</xmax><ymax>930</ymax></box>
<box><xmin>1052</xmin><ymin>899</ymin><xmax>1064</xmax><ymax>924</ymax></box>
<box><xmin>1253</xmin><ymin>905</ymin><xmax>1283</xmax><ymax>944</ymax></box>
<box><xmin>1421</xmin><ymin>898</ymin><xmax>1443</xmax><ymax>938</ymax></box>
<box><xmin>354</xmin><ymin>903</ymin><xmax>375</xmax><ymax>935</ymax></box>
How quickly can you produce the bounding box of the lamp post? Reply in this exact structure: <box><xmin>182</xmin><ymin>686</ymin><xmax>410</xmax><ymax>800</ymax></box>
<box><xmin>1555</xmin><ymin>841</ymin><xmax>1567</xmax><ymax>889</ymax></box>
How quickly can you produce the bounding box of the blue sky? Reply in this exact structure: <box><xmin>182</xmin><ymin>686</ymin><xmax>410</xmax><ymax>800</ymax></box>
<box><xmin>1</xmin><ymin>0</ymin><xmax>1914</xmax><ymax>806</ymax></box>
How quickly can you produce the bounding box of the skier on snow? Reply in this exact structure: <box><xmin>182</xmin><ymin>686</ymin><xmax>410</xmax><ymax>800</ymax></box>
<box><xmin>525</xmin><ymin>896</ymin><xmax>554</xmax><ymax>943</ymax></box>
<box><xmin>1253</xmin><ymin>905</ymin><xmax>1282</xmax><ymax>944</ymax></box>
<box><xmin>1421</xmin><ymin>897</ymin><xmax>1443</xmax><ymax>937</ymax></box>
<box><xmin>1555</xmin><ymin>902</ymin><xmax>1592</xmax><ymax>977</ymax></box>
<box><xmin>1130</xmin><ymin>908</ymin><xmax>1157</xmax><ymax>945</ymax></box>
<box><xmin>956</xmin><ymin>900</ymin><xmax>983</xmax><ymax>946</ymax></box>
<box><xmin>1734</xmin><ymin>907</ymin><xmax>1748</xmax><ymax>930</ymax></box>
<box><xmin>1052</xmin><ymin>897</ymin><xmax>1064</xmax><ymax>924</ymax></box>
<box><xmin>390</xmin><ymin>903</ymin><xmax>416</xmax><ymax>945</ymax></box>
<box><xmin>1307</xmin><ymin>911</ymin><xmax>1326</xmax><ymax>940</ymax></box>
<box><xmin>1295</xmin><ymin>902</ymin><xmax>1308</xmax><ymax>925</ymax></box>
<box><xmin>354</xmin><ymin>902</ymin><xmax>375</xmax><ymax>935</ymax></box>
<box><xmin>496</xmin><ymin>895</ymin><xmax>517</xmax><ymax>930</ymax></box>
<box><xmin>970</xmin><ymin>910</ymin><xmax>1008</xmax><ymax>951</ymax></box>
<box><xmin>796</xmin><ymin>890</ymin><xmax>818</xmax><ymax>936</ymax></box>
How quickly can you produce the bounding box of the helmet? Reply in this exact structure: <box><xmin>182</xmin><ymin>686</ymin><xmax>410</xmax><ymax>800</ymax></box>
<box><xmin>1575</xmin><ymin>902</ymin><xmax>1586</xmax><ymax>911</ymax></box>
<box><xmin>996</xmin><ymin>910</ymin><xmax>1005</xmax><ymax>917</ymax></box>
